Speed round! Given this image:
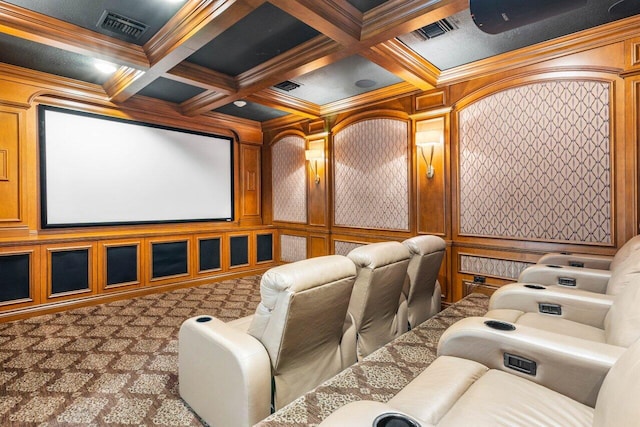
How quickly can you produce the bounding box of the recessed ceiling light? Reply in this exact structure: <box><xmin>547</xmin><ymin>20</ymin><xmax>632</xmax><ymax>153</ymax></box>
<box><xmin>233</xmin><ymin>100</ymin><xmax>247</xmax><ymax>108</ymax></box>
<box><xmin>355</xmin><ymin>79</ymin><xmax>376</xmax><ymax>88</ymax></box>
<box><xmin>94</xmin><ymin>59</ymin><xmax>118</xmax><ymax>74</ymax></box>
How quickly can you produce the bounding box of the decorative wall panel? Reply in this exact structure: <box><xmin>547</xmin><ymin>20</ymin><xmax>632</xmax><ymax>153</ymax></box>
<box><xmin>272</xmin><ymin>136</ymin><xmax>307</xmax><ymax>223</ymax></box>
<box><xmin>334</xmin><ymin>240</ymin><xmax>364</xmax><ymax>256</ymax></box>
<box><xmin>334</xmin><ymin>119</ymin><xmax>409</xmax><ymax>230</ymax></box>
<box><xmin>458</xmin><ymin>81</ymin><xmax>611</xmax><ymax>243</ymax></box>
<box><xmin>280</xmin><ymin>234</ymin><xmax>307</xmax><ymax>262</ymax></box>
<box><xmin>460</xmin><ymin>255</ymin><xmax>534</xmax><ymax>280</ymax></box>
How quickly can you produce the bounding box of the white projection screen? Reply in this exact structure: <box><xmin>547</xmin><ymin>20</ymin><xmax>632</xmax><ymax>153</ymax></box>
<box><xmin>39</xmin><ymin>106</ymin><xmax>234</xmax><ymax>228</ymax></box>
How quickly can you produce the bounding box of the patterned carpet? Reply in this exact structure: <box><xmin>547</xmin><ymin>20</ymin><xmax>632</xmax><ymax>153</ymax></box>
<box><xmin>0</xmin><ymin>274</ymin><xmax>488</xmax><ymax>427</ymax></box>
<box><xmin>0</xmin><ymin>276</ymin><xmax>262</xmax><ymax>426</ymax></box>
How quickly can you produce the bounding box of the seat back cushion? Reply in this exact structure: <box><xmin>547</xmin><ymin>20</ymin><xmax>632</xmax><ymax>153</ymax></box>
<box><xmin>593</xmin><ymin>338</ymin><xmax>640</xmax><ymax>427</ymax></box>
<box><xmin>610</xmin><ymin>234</ymin><xmax>640</xmax><ymax>271</ymax></box>
<box><xmin>606</xmin><ymin>249</ymin><xmax>640</xmax><ymax>296</ymax></box>
<box><xmin>403</xmin><ymin>235</ymin><xmax>446</xmax><ymax>327</ymax></box>
<box><xmin>347</xmin><ymin>241</ymin><xmax>411</xmax><ymax>359</ymax></box>
<box><xmin>247</xmin><ymin>255</ymin><xmax>356</xmax><ymax>409</ymax></box>
<box><xmin>604</xmin><ymin>257</ymin><xmax>640</xmax><ymax>347</ymax></box>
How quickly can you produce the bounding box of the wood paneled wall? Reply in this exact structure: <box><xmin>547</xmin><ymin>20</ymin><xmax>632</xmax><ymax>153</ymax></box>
<box><xmin>0</xmin><ymin>64</ymin><xmax>275</xmax><ymax>321</ymax></box>
<box><xmin>264</xmin><ymin>21</ymin><xmax>640</xmax><ymax>304</ymax></box>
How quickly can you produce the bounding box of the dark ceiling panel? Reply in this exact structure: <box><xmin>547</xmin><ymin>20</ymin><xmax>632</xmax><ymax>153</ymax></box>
<box><xmin>137</xmin><ymin>78</ymin><xmax>206</xmax><ymax>104</ymax></box>
<box><xmin>3</xmin><ymin>0</ymin><xmax>184</xmax><ymax>45</ymax></box>
<box><xmin>274</xmin><ymin>55</ymin><xmax>403</xmax><ymax>105</ymax></box>
<box><xmin>399</xmin><ymin>1</ymin><xmax>625</xmax><ymax>70</ymax></box>
<box><xmin>187</xmin><ymin>3</ymin><xmax>320</xmax><ymax>76</ymax></box>
<box><xmin>214</xmin><ymin>101</ymin><xmax>289</xmax><ymax>122</ymax></box>
<box><xmin>346</xmin><ymin>0</ymin><xmax>389</xmax><ymax>13</ymax></box>
<box><xmin>0</xmin><ymin>33</ymin><xmax>110</xmax><ymax>85</ymax></box>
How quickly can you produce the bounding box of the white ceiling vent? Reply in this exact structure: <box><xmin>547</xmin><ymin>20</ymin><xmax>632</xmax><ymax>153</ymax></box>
<box><xmin>98</xmin><ymin>11</ymin><xmax>148</xmax><ymax>40</ymax></box>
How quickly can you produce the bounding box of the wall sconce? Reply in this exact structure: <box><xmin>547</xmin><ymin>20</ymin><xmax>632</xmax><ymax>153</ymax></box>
<box><xmin>415</xmin><ymin>130</ymin><xmax>442</xmax><ymax>179</ymax></box>
<box><xmin>305</xmin><ymin>149</ymin><xmax>324</xmax><ymax>184</ymax></box>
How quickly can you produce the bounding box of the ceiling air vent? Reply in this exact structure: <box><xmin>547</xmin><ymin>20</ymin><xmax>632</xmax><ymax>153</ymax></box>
<box><xmin>98</xmin><ymin>11</ymin><xmax>148</xmax><ymax>40</ymax></box>
<box><xmin>414</xmin><ymin>18</ymin><xmax>457</xmax><ymax>40</ymax></box>
<box><xmin>274</xmin><ymin>80</ymin><xmax>301</xmax><ymax>92</ymax></box>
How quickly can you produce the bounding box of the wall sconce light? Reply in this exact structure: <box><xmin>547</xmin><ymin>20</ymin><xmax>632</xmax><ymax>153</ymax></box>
<box><xmin>415</xmin><ymin>130</ymin><xmax>442</xmax><ymax>179</ymax></box>
<box><xmin>305</xmin><ymin>149</ymin><xmax>324</xmax><ymax>184</ymax></box>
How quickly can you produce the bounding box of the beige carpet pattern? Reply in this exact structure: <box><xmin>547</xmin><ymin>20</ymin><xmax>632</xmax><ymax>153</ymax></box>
<box><xmin>257</xmin><ymin>293</ymin><xmax>489</xmax><ymax>426</ymax></box>
<box><xmin>0</xmin><ymin>276</ymin><xmax>262</xmax><ymax>426</ymax></box>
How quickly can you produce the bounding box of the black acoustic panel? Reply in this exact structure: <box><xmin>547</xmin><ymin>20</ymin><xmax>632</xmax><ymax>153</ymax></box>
<box><xmin>152</xmin><ymin>241</ymin><xmax>188</xmax><ymax>278</ymax></box>
<box><xmin>230</xmin><ymin>235</ymin><xmax>249</xmax><ymax>266</ymax></box>
<box><xmin>256</xmin><ymin>234</ymin><xmax>273</xmax><ymax>262</ymax></box>
<box><xmin>199</xmin><ymin>238</ymin><xmax>221</xmax><ymax>272</ymax></box>
<box><xmin>51</xmin><ymin>249</ymin><xmax>89</xmax><ymax>295</ymax></box>
<box><xmin>106</xmin><ymin>245</ymin><xmax>138</xmax><ymax>286</ymax></box>
<box><xmin>0</xmin><ymin>253</ymin><xmax>30</xmax><ymax>302</ymax></box>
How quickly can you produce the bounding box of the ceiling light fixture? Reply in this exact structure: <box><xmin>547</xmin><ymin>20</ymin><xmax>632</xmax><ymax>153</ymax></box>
<box><xmin>233</xmin><ymin>100</ymin><xmax>247</xmax><ymax>107</ymax></box>
<box><xmin>94</xmin><ymin>59</ymin><xmax>118</xmax><ymax>74</ymax></box>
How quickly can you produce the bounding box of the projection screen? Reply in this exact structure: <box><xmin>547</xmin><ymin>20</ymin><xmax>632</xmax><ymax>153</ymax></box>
<box><xmin>39</xmin><ymin>106</ymin><xmax>234</xmax><ymax>228</ymax></box>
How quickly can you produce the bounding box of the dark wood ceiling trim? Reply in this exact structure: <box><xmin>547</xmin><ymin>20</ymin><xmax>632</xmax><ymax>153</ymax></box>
<box><xmin>268</xmin><ymin>0</ymin><xmax>362</xmax><ymax>45</ymax></box>
<box><xmin>165</xmin><ymin>62</ymin><xmax>237</xmax><ymax>94</ymax></box>
<box><xmin>103</xmin><ymin>67</ymin><xmax>148</xmax><ymax>103</ymax></box>
<box><xmin>362</xmin><ymin>39</ymin><xmax>439</xmax><ymax>90</ymax></box>
<box><xmin>248</xmin><ymin>88</ymin><xmax>320</xmax><ymax>119</ymax></box>
<box><xmin>361</xmin><ymin>0</ymin><xmax>467</xmax><ymax>45</ymax></box>
<box><xmin>179</xmin><ymin>89</ymin><xmax>228</xmax><ymax>116</ymax></box>
<box><xmin>261</xmin><ymin>113</ymin><xmax>308</xmax><ymax>131</ymax></box>
<box><xmin>438</xmin><ymin>14</ymin><xmax>640</xmax><ymax>86</ymax></box>
<box><xmin>0</xmin><ymin>1</ymin><xmax>149</xmax><ymax>69</ymax></box>
<box><xmin>320</xmin><ymin>81</ymin><xmax>420</xmax><ymax>116</ymax></box>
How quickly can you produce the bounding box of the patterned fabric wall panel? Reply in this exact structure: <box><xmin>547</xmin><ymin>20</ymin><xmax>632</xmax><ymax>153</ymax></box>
<box><xmin>272</xmin><ymin>136</ymin><xmax>307</xmax><ymax>223</ymax></box>
<box><xmin>458</xmin><ymin>81</ymin><xmax>611</xmax><ymax>244</ymax></box>
<box><xmin>280</xmin><ymin>234</ymin><xmax>307</xmax><ymax>262</ymax></box>
<box><xmin>460</xmin><ymin>255</ymin><xmax>534</xmax><ymax>281</ymax></box>
<box><xmin>333</xmin><ymin>240</ymin><xmax>364</xmax><ymax>256</ymax></box>
<box><xmin>334</xmin><ymin>119</ymin><xmax>409</xmax><ymax>231</ymax></box>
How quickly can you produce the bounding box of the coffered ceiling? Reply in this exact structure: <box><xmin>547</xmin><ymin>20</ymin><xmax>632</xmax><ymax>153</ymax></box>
<box><xmin>0</xmin><ymin>0</ymin><xmax>636</xmax><ymax>125</ymax></box>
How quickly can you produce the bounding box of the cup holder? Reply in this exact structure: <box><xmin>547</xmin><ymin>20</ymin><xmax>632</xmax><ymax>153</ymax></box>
<box><xmin>547</xmin><ymin>264</ymin><xmax>563</xmax><ymax>268</ymax></box>
<box><xmin>373</xmin><ymin>412</ymin><xmax>421</xmax><ymax>427</ymax></box>
<box><xmin>484</xmin><ymin>320</ymin><xmax>516</xmax><ymax>331</ymax></box>
<box><xmin>196</xmin><ymin>316</ymin><xmax>213</xmax><ymax>323</ymax></box>
<box><xmin>524</xmin><ymin>284</ymin><xmax>546</xmax><ymax>290</ymax></box>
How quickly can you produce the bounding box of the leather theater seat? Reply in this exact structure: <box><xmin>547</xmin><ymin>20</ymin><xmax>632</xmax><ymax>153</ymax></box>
<box><xmin>517</xmin><ymin>235</ymin><xmax>640</xmax><ymax>294</ymax></box>
<box><xmin>402</xmin><ymin>235</ymin><xmax>446</xmax><ymax>329</ymax></box>
<box><xmin>483</xmin><ymin>249</ymin><xmax>640</xmax><ymax>346</ymax></box>
<box><xmin>319</xmin><ymin>336</ymin><xmax>640</xmax><ymax>427</ymax></box>
<box><xmin>347</xmin><ymin>241</ymin><xmax>411</xmax><ymax>360</ymax></box>
<box><xmin>178</xmin><ymin>255</ymin><xmax>357</xmax><ymax>427</ymax></box>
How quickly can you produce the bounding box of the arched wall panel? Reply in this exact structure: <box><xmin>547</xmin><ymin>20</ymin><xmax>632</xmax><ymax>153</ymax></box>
<box><xmin>272</xmin><ymin>135</ymin><xmax>307</xmax><ymax>223</ymax></box>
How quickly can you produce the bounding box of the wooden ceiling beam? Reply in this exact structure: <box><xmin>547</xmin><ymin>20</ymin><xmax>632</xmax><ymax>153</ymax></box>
<box><xmin>107</xmin><ymin>0</ymin><xmax>264</xmax><ymax>103</ymax></box>
<box><xmin>247</xmin><ymin>88</ymin><xmax>321</xmax><ymax>119</ymax></box>
<box><xmin>165</xmin><ymin>62</ymin><xmax>237</xmax><ymax>94</ymax></box>
<box><xmin>361</xmin><ymin>39</ymin><xmax>439</xmax><ymax>90</ymax></box>
<box><xmin>268</xmin><ymin>0</ymin><xmax>362</xmax><ymax>45</ymax></box>
<box><xmin>0</xmin><ymin>1</ymin><xmax>149</xmax><ymax>69</ymax></box>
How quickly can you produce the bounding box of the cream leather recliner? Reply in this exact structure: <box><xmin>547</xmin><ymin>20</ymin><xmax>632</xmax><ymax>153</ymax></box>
<box><xmin>178</xmin><ymin>255</ymin><xmax>357</xmax><ymax>427</ymax></box>
<box><xmin>402</xmin><ymin>235</ymin><xmax>446</xmax><ymax>329</ymax></box>
<box><xmin>484</xmin><ymin>249</ymin><xmax>640</xmax><ymax>344</ymax></box>
<box><xmin>319</xmin><ymin>337</ymin><xmax>640</xmax><ymax>427</ymax></box>
<box><xmin>347</xmin><ymin>241</ymin><xmax>411</xmax><ymax>360</ymax></box>
<box><xmin>518</xmin><ymin>235</ymin><xmax>640</xmax><ymax>293</ymax></box>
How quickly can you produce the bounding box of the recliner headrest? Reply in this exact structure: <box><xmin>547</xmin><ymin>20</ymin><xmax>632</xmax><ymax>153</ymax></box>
<box><xmin>403</xmin><ymin>235</ymin><xmax>446</xmax><ymax>256</ymax></box>
<box><xmin>347</xmin><ymin>241</ymin><xmax>411</xmax><ymax>269</ymax></box>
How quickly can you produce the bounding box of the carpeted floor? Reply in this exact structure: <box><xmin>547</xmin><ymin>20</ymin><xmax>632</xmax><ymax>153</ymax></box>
<box><xmin>0</xmin><ymin>275</ymin><xmax>489</xmax><ymax>427</ymax></box>
<box><xmin>0</xmin><ymin>276</ymin><xmax>262</xmax><ymax>426</ymax></box>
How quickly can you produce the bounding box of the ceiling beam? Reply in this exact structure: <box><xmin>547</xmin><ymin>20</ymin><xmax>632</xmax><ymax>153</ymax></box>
<box><xmin>165</xmin><ymin>62</ymin><xmax>237</xmax><ymax>94</ymax></box>
<box><xmin>361</xmin><ymin>39</ymin><xmax>439</xmax><ymax>90</ymax></box>
<box><xmin>247</xmin><ymin>88</ymin><xmax>321</xmax><ymax>119</ymax></box>
<box><xmin>107</xmin><ymin>0</ymin><xmax>265</xmax><ymax>103</ymax></box>
<box><xmin>268</xmin><ymin>0</ymin><xmax>363</xmax><ymax>45</ymax></box>
<box><xmin>320</xmin><ymin>81</ymin><xmax>420</xmax><ymax>116</ymax></box>
<box><xmin>0</xmin><ymin>0</ymin><xmax>149</xmax><ymax>69</ymax></box>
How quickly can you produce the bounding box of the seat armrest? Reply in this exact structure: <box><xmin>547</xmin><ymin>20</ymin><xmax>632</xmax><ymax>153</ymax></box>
<box><xmin>179</xmin><ymin>316</ymin><xmax>271</xmax><ymax>427</ymax></box>
<box><xmin>489</xmin><ymin>283</ymin><xmax>614</xmax><ymax>328</ymax></box>
<box><xmin>537</xmin><ymin>253</ymin><xmax>613</xmax><ymax>270</ymax></box>
<box><xmin>438</xmin><ymin>317</ymin><xmax>625</xmax><ymax>407</ymax></box>
<box><xmin>518</xmin><ymin>264</ymin><xmax>611</xmax><ymax>293</ymax></box>
<box><xmin>341</xmin><ymin>312</ymin><xmax>357</xmax><ymax>368</ymax></box>
<box><xmin>319</xmin><ymin>401</ymin><xmax>434</xmax><ymax>427</ymax></box>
